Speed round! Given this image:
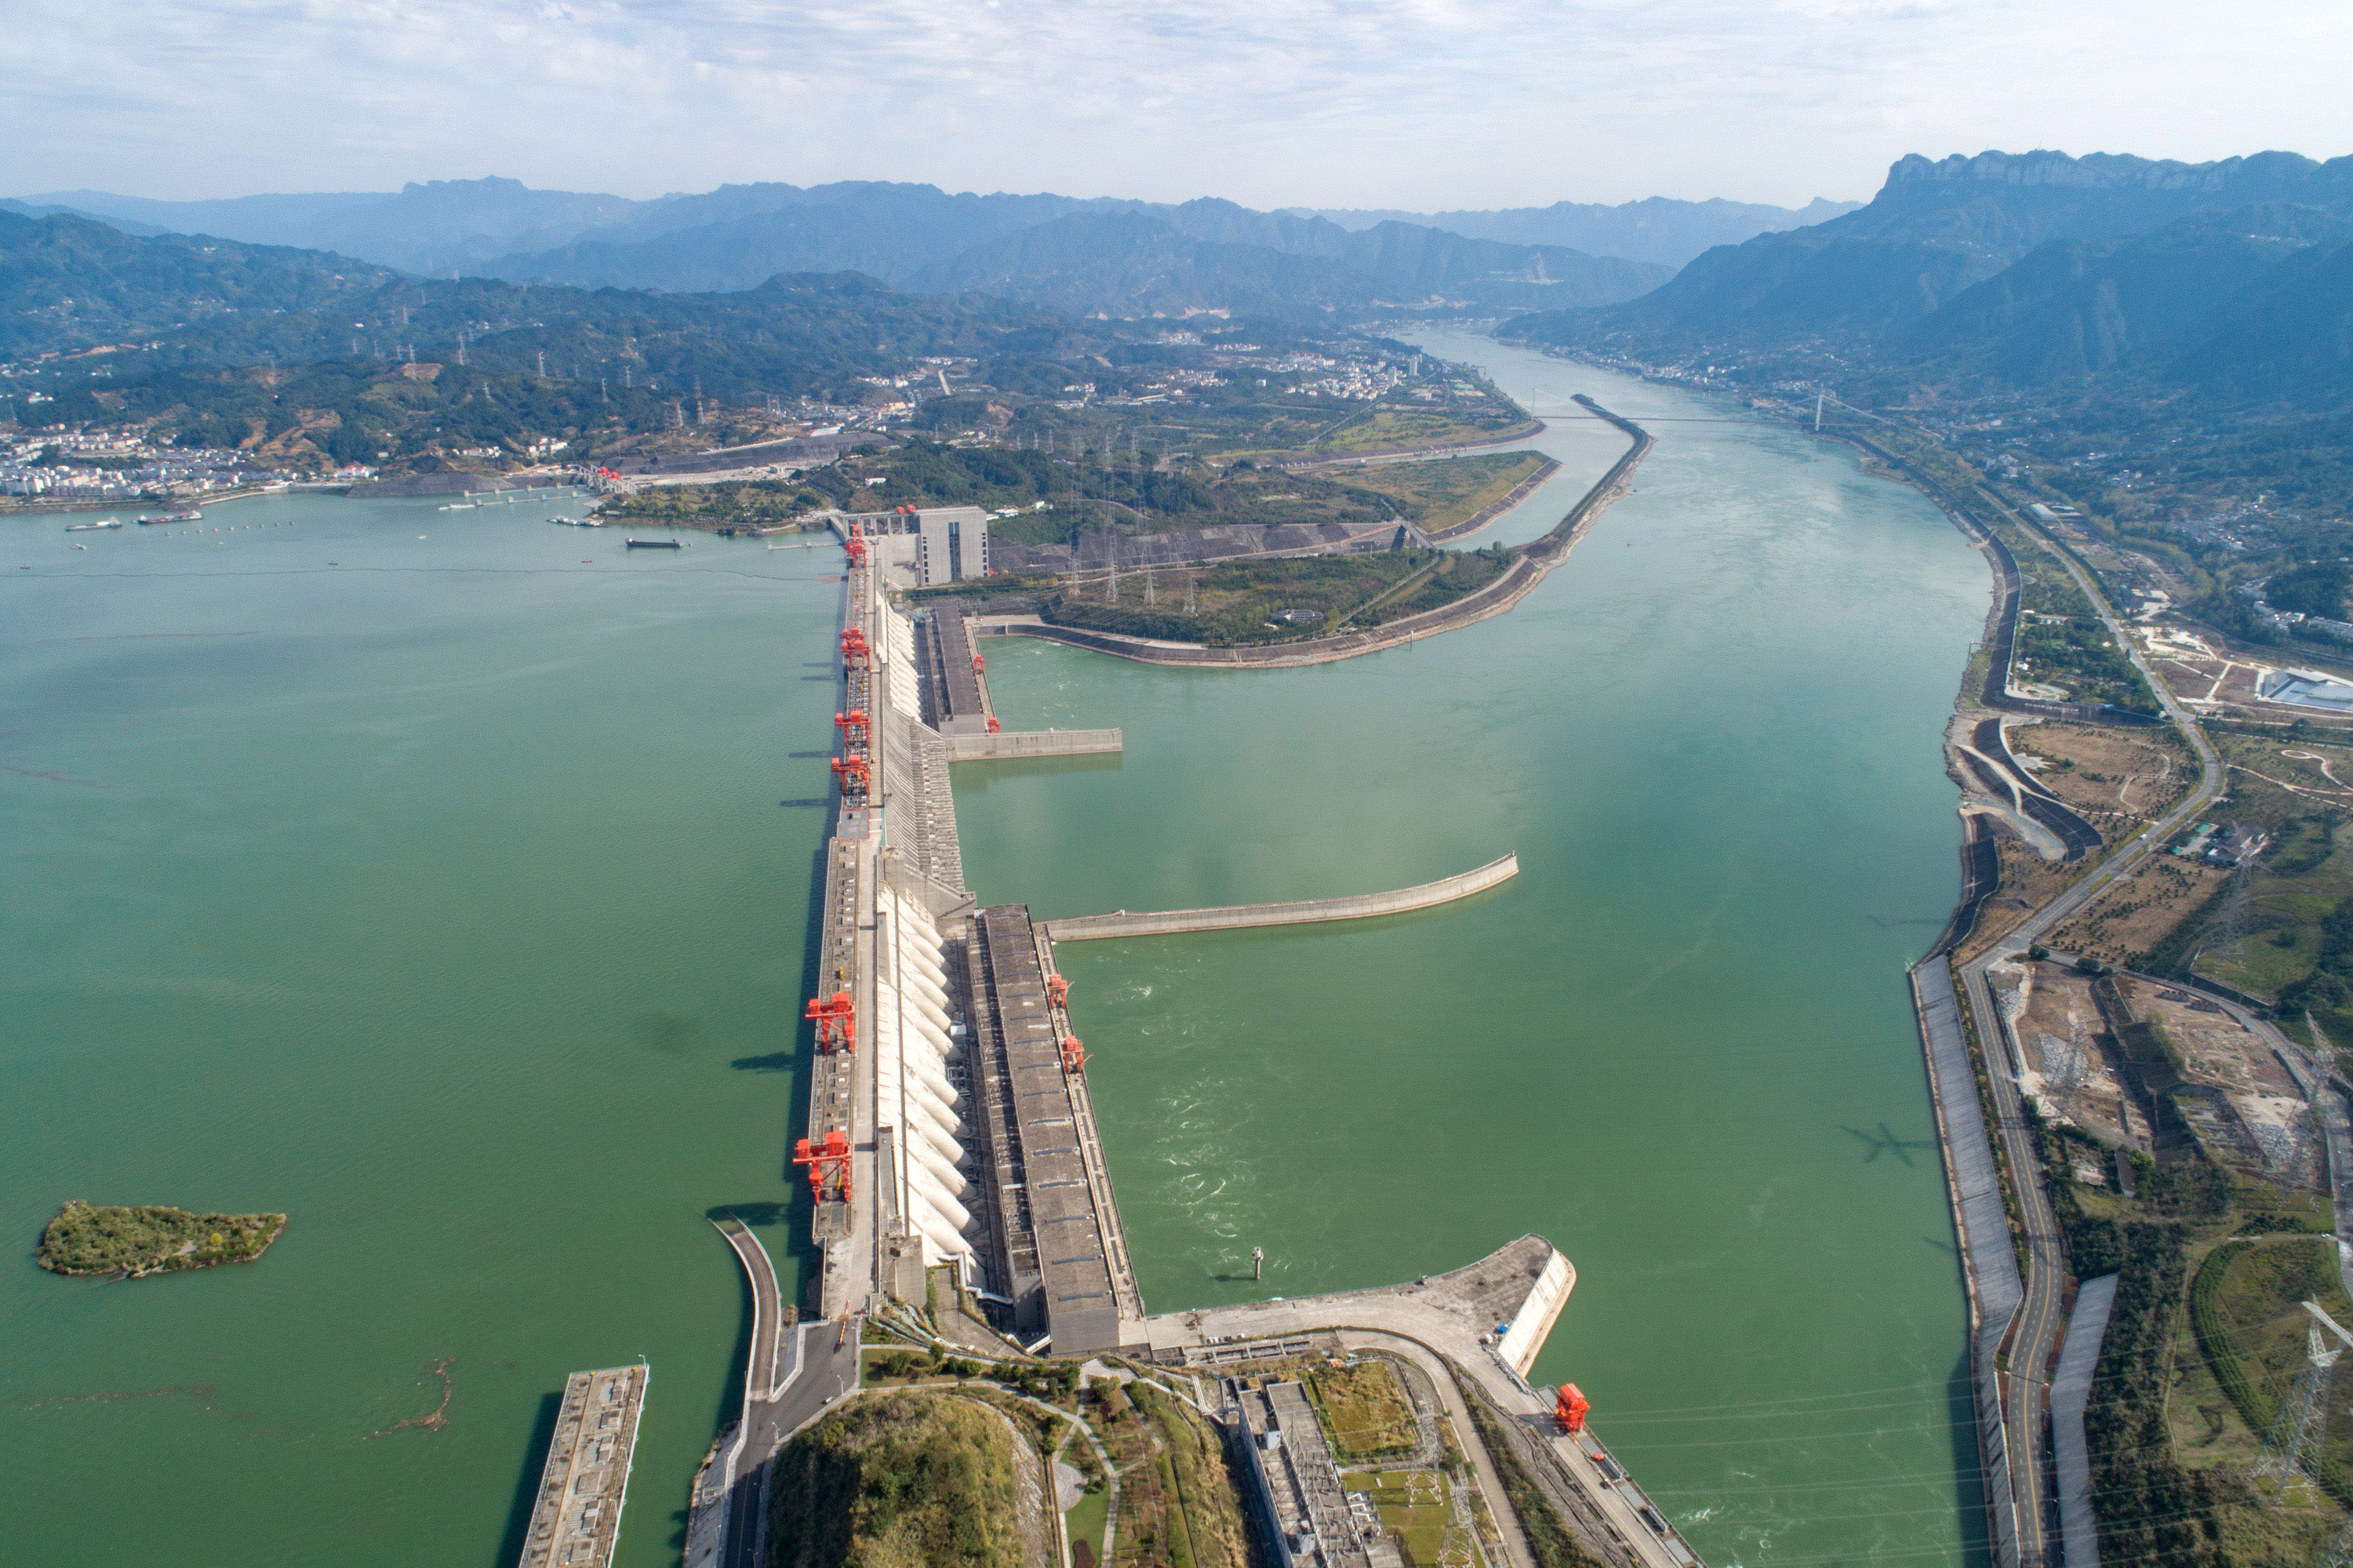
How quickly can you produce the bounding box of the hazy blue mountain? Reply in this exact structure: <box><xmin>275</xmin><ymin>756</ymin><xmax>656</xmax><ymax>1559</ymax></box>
<box><xmin>0</xmin><ymin>208</ymin><xmax>398</xmax><ymax>356</ymax></box>
<box><xmin>2172</xmin><ymin>228</ymin><xmax>2353</xmax><ymax>401</ymax></box>
<box><xmin>18</xmin><ymin>177</ymin><xmax>648</xmax><ymax>275</ymax></box>
<box><xmin>906</xmin><ymin>213</ymin><xmax>1379</xmax><ymax>317</ymax></box>
<box><xmin>481</xmin><ymin>182</ymin><xmax>1144</xmax><ymax>290</ymax></box>
<box><xmin>487</xmin><ymin>186</ymin><xmax>1664</xmax><ymax>318</ymax></box>
<box><xmin>1505</xmin><ymin>148</ymin><xmax>2353</xmax><ymax>353</ymax></box>
<box><xmin>1897</xmin><ymin>203</ymin><xmax>2353</xmax><ymax>384</ymax></box>
<box><xmin>1282</xmin><ymin>195</ymin><xmax>1860</xmax><ymax>268</ymax></box>
<box><xmin>905</xmin><ymin>210</ymin><xmax>1664</xmax><ymax>318</ymax></box>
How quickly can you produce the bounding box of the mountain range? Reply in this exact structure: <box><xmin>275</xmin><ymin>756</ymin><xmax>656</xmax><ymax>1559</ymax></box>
<box><xmin>1501</xmin><ymin>148</ymin><xmax>2353</xmax><ymax>406</ymax></box>
<box><xmin>9</xmin><ymin>178</ymin><xmax>1856</xmax><ymax>324</ymax></box>
<box><xmin>1279</xmin><ymin>196</ymin><xmax>1859</xmax><ymax>269</ymax></box>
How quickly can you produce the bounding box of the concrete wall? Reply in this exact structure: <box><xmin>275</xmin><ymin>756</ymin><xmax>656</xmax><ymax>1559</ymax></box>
<box><xmin>1046</xmin><ymin>853</ymin><xmax>1516</xmax><ymax>941</ymax></box>
<box><xmin>944</xmin><ymin>729</ymin><xmax>1123</xmax><ymax>762</ymax></box>
<box><xmin>1497</xmin><ymin>1245</ymin><xmax>1576</xmax><ymax>1377</ymax></box>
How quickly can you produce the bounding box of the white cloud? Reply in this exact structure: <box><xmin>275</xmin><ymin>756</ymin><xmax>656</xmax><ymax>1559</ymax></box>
<box><xmin>6</xmin><ymin>0</ymin><xmax>2351</xmax><ymax>208</ymax></box>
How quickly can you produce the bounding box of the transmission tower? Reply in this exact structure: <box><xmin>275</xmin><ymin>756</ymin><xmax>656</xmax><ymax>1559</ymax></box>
<box><xmin>2257</xmin><ymin>1302</ymin><xmax>2353</xmax><ymax>1491</ymax></box>
<box><xmin>2319</xmin><ymin>1512</ymin><xmax>2353</xmax><ymax>1568</ymax></box>
<box><xmin>2197</xmin><ymin>856</ymin><xmax>2259</xmax><ymax>971</ymax></box>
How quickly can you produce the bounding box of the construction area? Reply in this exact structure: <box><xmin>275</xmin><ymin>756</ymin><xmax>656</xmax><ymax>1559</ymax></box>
<box><xmin>1991</xmin><ymin>957</ymin><xmax>2324</xmax><ymax>1187</ymax></box>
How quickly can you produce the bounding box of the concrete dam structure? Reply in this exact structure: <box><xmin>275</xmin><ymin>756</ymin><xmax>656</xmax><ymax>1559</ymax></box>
<box><xmin>697</xmin><ymin>507</ymin><xmax>1701</xmax><ymax>1568</ymax></box>
<box><xmin>1046</xmin><ymin>853</ymin><xmax>1518</xmax><ymax>941</ymax></box>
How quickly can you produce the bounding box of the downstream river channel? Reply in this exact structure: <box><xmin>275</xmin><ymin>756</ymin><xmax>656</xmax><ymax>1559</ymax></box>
<box><xmin>2</xmin><ymin>337</ymin><xmax>1991</xmax><ymax>1566</ymax></box>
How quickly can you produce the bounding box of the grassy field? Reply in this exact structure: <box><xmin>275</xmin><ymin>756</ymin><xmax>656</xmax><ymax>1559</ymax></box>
<box><xmin>1043</xmin><ymin>544</ymin><xmax>1512</xmax><ymax>646</ymax></box>
<box><xmin>2184</xmin><ymin>732</ymin><xmax>2353</xmax><ymax>1010</ymax></box>
<box><xmin>1340</xmin><ymin>451</ymin><xmax>1551</xmax><ymax>536</ymax></box>
<box><xmin>1307</xmin><ymin>1359</ymin><xmax>1420</xmax><ymax>1462</ymax></box>
<box><xmin>36</xmin><ymin>1200</ymin><xmax>285</xmax><ymax>1277</ymax></box>
<box><xmin>1064</xmin><ymin>1486</ymin><xmax>1109</xmax><ymax>1567</ymax></box>
<box><xmin>1344</xmin><ymin>1472</ymin><xmax>1452</xmax><ymax>1565</ymax></box>
<box><xmin>2188</xmin><ymin>1237</ymin><xmax>2353</xmax><ymax>1515</ymax></box>
<box><xmin>1315</xmin><ymin>405</ymin><xmax>1533</xmax><ymax>456</ymax></box>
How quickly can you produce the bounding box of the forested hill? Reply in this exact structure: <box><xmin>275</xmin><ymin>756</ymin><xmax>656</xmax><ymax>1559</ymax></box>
<box><xmin>20</xmin><ymin>177</ymin><xmax>1671</xmax><ymax>324</ymax></box>
<box><xmin>1501</xmin><ymin>147</ymin><xmax>2353</xmax><ymax>407</ymax></box>
<box><xmin>0</xmin><ymin>209</ymin><xmax>402</xmax><ymax>358</ymax></box>
<box><xmin>0</xmin><ymin>206</ymin><xmax>1079</xmax><ymax>385</ymax></box>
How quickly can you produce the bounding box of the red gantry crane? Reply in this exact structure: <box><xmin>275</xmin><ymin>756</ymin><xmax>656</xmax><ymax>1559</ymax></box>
<box><xmin>794</xmin><ymin>1128</ymin><xmax>852</xmax><ymax>1203</ymax></box>
<box><xmin>805</xmin><ymin>990</ymin><xmax>856</xmax><ymax>1053</ymax></box>
<box><xmin>1555</xmin><ymin>1384</ymin><xmax>1589</xmax><ymax>1435</ymax></box>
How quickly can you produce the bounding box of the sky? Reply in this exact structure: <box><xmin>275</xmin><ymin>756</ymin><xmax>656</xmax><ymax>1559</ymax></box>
<box><xmin>9</xmin><ymin>0</ymin><xmax>2353</xmax><ymax>210</ymax></box>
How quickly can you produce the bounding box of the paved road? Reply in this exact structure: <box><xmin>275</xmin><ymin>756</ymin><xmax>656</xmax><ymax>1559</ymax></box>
<box><xmin>720</xmin><ymin>1321</ymin><xmax>861</xmax><ymax>1568</ymax></box>
<box><xmin>1953</xmin><ymin>486</ymin><xmax>2224</xmax><ymax>1567</ymax></box>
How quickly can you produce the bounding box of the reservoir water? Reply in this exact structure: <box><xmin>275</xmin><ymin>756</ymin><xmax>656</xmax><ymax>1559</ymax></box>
<box><xmin>2</xmin><ymin>337</ymin><xmax>1991</xmax><ymax>1565</ymax></box>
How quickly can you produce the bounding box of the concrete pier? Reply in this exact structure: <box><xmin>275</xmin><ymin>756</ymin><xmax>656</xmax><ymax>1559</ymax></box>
<box><xmin>516</xmin><ymin>1365</ymin><xmax>648</xmax><ymax>1568</ymax></box>
<box><xmin>944</xmin><ymin>727</ymin><xmax>1123</xmax><ymax>762</ymax></box>
<box><xmin>1046</xmin><ymin>853</ymin><xmax>1517</xmax><ymax>941</ymax></box>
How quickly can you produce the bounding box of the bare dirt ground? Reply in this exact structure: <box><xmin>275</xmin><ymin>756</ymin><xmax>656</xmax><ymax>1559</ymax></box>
<box><xmin>2116</xmin><ymin>977</ymin><xmax>2320</xmax><ymax>1188</ymax></box>
<box><xmin>2047</xmin><ymin>857</ymin><xmax>2231</xmax><ymax>970</ymax></box>
<box><xmin>2013</xmin><ymin>962</ymin><xmax>2146</xmax><ymax>1151</ymax></box>
<box><xmin>2005</xmin><ymin>721</ymin><xmax>2191</xmax><ymax>824</ymax></box>
<box><xmin>1958</xmin><ymin>836</ymin><xmax>2082</xmax><ymax>962</ymax></box>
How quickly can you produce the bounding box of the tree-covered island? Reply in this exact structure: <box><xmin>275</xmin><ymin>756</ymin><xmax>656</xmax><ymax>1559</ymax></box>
<box><xmin>36</xmin><ymin>1201</ymin><xmax>287</xmax><ymax>1278</ymax></box>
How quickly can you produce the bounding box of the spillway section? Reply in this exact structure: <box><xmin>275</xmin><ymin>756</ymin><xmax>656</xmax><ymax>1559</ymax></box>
<box><xmin>803</xmin><ymin>544</ymin><xmax>1139</xmax><ymax>1346</ymax></box>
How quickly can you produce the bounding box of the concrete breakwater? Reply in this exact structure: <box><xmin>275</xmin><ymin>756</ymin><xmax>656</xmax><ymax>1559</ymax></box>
<box><xmin>978</xmin><ymin>396</ymin><xmax>1649</xmax><ymax>670</ymax></box>
<box><xmin>1046</xmin><ymin>853</ymin><xmax>1517</xmax><ymax>940</ymax></box>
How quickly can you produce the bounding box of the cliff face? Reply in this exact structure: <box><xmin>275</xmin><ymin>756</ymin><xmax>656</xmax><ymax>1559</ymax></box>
<box><xmin>1500</xmin><ymin>145</ymin><xmax>2353</xmax><ymax>403</ymax></box>
<box><xmin>1882</xmin><ymin>148</ymin><xmax>2345</xmax><ymax>197</ymax></box>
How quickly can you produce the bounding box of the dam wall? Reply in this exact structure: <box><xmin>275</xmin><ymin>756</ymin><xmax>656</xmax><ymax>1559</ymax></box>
<box><xmin>1046</xmin><ymin>853</ymin><xmax>1517</xmax><ymax>941</ymax></box>
<box><xmin>1496</xmin><ymin>1246</ymin><xmax>1576</xmax><ymax>1378</ymax></box>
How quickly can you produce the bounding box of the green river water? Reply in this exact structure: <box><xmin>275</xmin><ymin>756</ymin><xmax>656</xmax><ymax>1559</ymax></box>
<box><xmin>2</xmin><ymin>337</ymin><xmax>1990</xmax><ymax>1566</ymax></box>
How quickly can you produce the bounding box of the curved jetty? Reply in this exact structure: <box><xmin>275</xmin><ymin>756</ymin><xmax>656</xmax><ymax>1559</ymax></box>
<box><xmin>1045</xmin><ymin>853</ymin><xmax>1518</xmax><ymax>940</ymax></box>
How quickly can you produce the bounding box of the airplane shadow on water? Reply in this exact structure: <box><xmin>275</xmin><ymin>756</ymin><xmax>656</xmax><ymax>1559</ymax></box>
<box><xmin>1846</xmin><ymin>1123</ymin><xmax>1940</xmax><ymax>1166</ymax></box>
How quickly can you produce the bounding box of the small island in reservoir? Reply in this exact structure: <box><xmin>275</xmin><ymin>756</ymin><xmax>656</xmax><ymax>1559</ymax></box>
<box><xmin>37</xmin><ymin>1201</ymin><xmax>286</xmax><ymax>1278</ymax></box>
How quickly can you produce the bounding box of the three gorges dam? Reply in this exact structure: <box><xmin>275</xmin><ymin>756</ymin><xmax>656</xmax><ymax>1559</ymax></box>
<box><xmin>686</xmin><ymin>484</ymin><xmax>1704</xmax><ymax>1568</ymax></box>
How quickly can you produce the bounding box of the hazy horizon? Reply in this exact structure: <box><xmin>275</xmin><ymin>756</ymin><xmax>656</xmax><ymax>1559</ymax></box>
<box><xmin>8</xmin><ymin>0</ymin><xmax>2350</xmax><ymax>211</ymax></box>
